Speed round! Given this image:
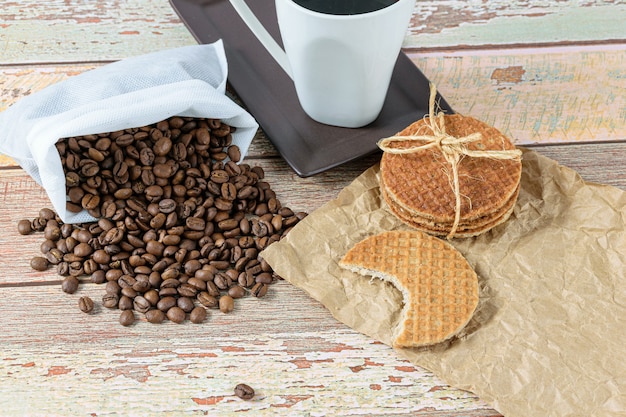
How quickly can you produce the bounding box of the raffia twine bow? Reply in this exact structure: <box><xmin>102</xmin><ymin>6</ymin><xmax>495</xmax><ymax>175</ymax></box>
<box><xmin>377</xmin><ymin>83</ymin><xmax>522</xmax><ymax>240</ymax></box>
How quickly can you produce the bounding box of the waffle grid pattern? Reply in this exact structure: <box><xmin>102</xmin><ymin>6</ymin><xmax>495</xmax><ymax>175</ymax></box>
<box><xmin>340</xmin><ymin>230</ymin><xmax>479</xmax><ymax>348</ymax></box>
<box><xmin>380</xmin><ymin>114</ymin><xmax>522</xmax><ymax>237</ymax></box>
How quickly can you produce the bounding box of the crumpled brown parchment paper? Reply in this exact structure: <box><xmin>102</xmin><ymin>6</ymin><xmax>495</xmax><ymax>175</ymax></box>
<box><xmin>261</xmin><ymin>149</ymin><xmax>626</xmax><ymax>417</ymax></box>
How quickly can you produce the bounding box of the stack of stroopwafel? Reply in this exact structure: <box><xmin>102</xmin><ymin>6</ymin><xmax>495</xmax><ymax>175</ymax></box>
<box><xmin>379</xmin><ymin>112</ymin><xmax>522</xmax><ymax>239</ymax></box>
<box><xmin>339</xmin><ymin>230</ymin><xmax>479</xmax><ymax>348</ymax></box>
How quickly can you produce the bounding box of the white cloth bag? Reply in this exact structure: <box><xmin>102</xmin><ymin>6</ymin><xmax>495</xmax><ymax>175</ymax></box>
<box><xmin>0</xmin><ymin>40</ymin><xmax>259</xmax><ymax>223</ymax></box>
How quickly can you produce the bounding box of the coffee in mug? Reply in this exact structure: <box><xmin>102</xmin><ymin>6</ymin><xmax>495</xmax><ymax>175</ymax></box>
<box><xmin>292</xmin><ymin>0</ymin><xmax>398</xmax><ymax>15</ymax></box>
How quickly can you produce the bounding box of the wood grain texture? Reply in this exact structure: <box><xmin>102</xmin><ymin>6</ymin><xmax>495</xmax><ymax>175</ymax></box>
<box><xmin>405</xmin><ymin>1</ymin><xmax>626</xmax><ymax>49</ymax></box>
<box><xmin>0</xmin><ymin>64</ymin><xmax>102</xmax><ymax>112</ymax></box>
<box><xmin>2</xmin><ymin>0</ymin><xmax>624</xmax><ymax>62</ymax></box>
<box><xmin>0</xmin><ymin>0</ymin><xmax>196</xmax><ymax>64</ymax></box>
<box><xmin>408</xmin><ymin>45</ymin><xmax>626</xmax><ymax>144</ymax></box>
<box><xmin>0</xmin><ymin>286</ymin><xmax>498</xmax><ymax>416</ymax></box>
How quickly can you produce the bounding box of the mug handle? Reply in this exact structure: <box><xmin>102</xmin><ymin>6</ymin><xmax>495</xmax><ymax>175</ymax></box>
<box><xmin>228</xmin><ymin>0</ymin><xmax>293</xmax><ymax>79</ymax></box>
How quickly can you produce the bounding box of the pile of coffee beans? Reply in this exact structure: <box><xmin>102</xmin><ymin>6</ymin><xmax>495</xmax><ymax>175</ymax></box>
<box><xmin>18</xmin><ymin>116</ymin><xmax>306</xmax><ymax>326</ymax></box>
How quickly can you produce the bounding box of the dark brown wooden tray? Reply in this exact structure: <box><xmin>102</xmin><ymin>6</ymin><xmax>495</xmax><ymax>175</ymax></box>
<box><xmin>170</xmin><ymin>0</ymin><xmax>453</xmax><ymax>176</ymax></box>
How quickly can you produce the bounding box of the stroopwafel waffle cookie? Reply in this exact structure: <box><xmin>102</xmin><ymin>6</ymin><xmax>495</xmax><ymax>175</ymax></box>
<box><xmin>339</xmin><ymin>230</ymin><xmax>479</xmax><ymax>348</ymax></box>
<box><xmin>379</xmin><ymin>113</ymin><xmax>522</xmax><ymax>238</ymax></box>
<box><xmin>382</xmin><ymin>182</ymin><xmax>520</xmax><ymax>238</ymax></box>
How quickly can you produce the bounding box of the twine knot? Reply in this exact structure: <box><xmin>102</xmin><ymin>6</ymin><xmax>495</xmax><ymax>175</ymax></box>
<box><xmin>378</xmin><ymin>84</ymin><xmax>522</xmax><ymax>239</ymax></box>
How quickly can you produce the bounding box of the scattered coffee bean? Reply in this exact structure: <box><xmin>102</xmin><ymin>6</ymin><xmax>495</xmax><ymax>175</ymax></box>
<box><xmin>17</xmin><ymin>116</ymin><xmax>307</xmax><ymax>326</ymax></box>
<box><xmin>119</xmin><ymin>309</ymin><xmax>135</xmax><ymax>326</ymax></box>
<box><xmin>166</xmin><ymin>306</ymin><xmax>186</xmax><ymax>324</ymax></box>
<box><xmin>219</xmin><ymin>295</ymin><xmax>235</xmax><ymax>313</ymax></box>
<box><xmin>234</xmin><ymin>383</ymin><xmax>255</xmax><ymax>400</ymax></box>
<box><xmin>61</xmin><ymin>276</ymin><xmax>80</xmax><ymax>294</ymax></box>
<box><xmin>133</xmin><ymin>296</ymin><xmax>151</xmax><ymax>314</ymax></box>
<box><xmin>118</xmin><ymin>295</ymin><xmax>133</xmax><ymax>311</ymax></box>
<box><xmin>228</xmin><ymin>285</ymin><xmax>246</xmax><ymax>299</ymax></box>
<box><xmin>251</xmin><ymin>283</ymin><xmax>268</xmax><ymax>298</ymax></box>
<box><xmin>145</xmin><ymin>309</ymin><xmax>165</xmax><ymax>324</ymax></box>
<box><xmin>30</xmin><ymin>256</ymin><xmax>49</xmax><ymax>271</ymax></box>
<box><xmin>189</xmin><ymin>306</ymin><xmax>207</xmax><ymax>324</ymax></box>
<box><xmin>102</xmin><ymin>293</ymin><xmax>119</xmax><ymax>309</ymax></box>
<box><xmin>197</xmin><ymin>292</ymin><xmax>218</xmax><ymax>308</ymax></box>
<box><xmin>78</xmin><ymin>296</ymin><xmax>94</xmax><ymax>313</ymax></box>
<box><xmin>18</xmin><ymin>219</ymin><xmax>33</xmax><ymax>235</ymax></box>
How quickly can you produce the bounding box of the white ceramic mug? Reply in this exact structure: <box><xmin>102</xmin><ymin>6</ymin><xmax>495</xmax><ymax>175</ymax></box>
<box><xmin>228</xmin><ymin>0</ymin><xmax>416</xmax><ymax>128</ymax></box>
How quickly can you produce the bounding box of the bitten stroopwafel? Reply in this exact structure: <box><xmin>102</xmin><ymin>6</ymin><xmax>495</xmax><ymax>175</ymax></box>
<box><xmin>339</xmin><ymin>230</ymin><xmax>479</xmax><ymax>348</ymax></box>
<box><xmin>378</xmin><ymin>85</ymin><xmax>522</xmax><ymax>239</ymax></box>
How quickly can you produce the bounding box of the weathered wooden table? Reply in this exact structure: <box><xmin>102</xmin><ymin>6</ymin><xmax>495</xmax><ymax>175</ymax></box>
<box><xmin>1</xmin><ymin>1</ymin><xmax>624</xmax><ymax>415</ymax></box>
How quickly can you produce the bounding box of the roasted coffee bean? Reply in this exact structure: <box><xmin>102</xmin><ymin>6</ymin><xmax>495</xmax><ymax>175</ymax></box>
<box><xmin>153</xmin><ymin>163</ymin><xmax>175</xmax><ymax>179</ymax></box>
<box><xmin>185</xmin><ymin>217</ymin><xmax>205</xmax><ymax>231</ymax></box>
<box><xmin>102</xmin><ymin>293</ymin><xmax>119</xmax><ymax>309</ymax></box>
<box><xmin>160</xmin><ymin>277</ymin><xmax>180</xmax><ymax>289</ymax></box>
<box><xmin>143</xmin><ymin>289</ymin><xmax>160</xmax><ymax>306</ymax></box>
<box><xmin>139</xmin><ymin>147</ymin><xmax>155</xmax><ymax>166</ymax></box>
<box><xmin>115</xmin><ymin>133</ymin><xmax>134</xmax><ymax>147</ymax></box>
<box><xmin>46</xmin><ymin>248</ymin><xmax>64</xmax><ymax>265</ymax></box>
<box><xmin>61</xmin><ymin>276</ymin><xmax>80</xmax><ymax>294</ymax></box>
<box><xmin>197</xmin><ymin>292</ymin><xmax>218</xmax><ymax>308</ymax></box>
<box><xmin>68</xmin><ymin>187</ymin><xmax>85</xmax><ymax>204</ymax></box>
<box><xmin>187</xmin><ymin>277</ymin><xmax>206</xmax><ymax>295</ymax></box>
<box><xmin>18</xmin><ymin>219</ymin><xmax>33</xmax><ymax>235</ymax></box>
<box><xmin>74</xmin><ymin>242</ymin><xmax>93</xmax><ymax>257</ymax></box>
<box><xmin>145</xmin><ymin>309</ymin><xmax>165</xmax><ymax>324</ymax></box>
<box><xmin>219</xmin><ymin>295</ymin><xmax>235</xmax><ymax>313</ymax></box>
<box><xmin>228</xmin><ymin>285</ymin><xmax>246</xmax><ymax>299</ymax></box>
<box><xmin>84</xmin><ymin>259</ymin><xmax>98</xmax><ymax>275</ymax></box>
<box><xmin>91</xmin><ymin>269</ymin><xmax>106</xmax><ymax>284</ymax></box>
<box><xmin>250</xmin><ymin>282</ymin><xmax>268</xmax><ymax>298</ymax></box>
<box><xmin>214</xmin><ymin>272</ymin><xmax>231</xmax><ymax>290</ymax></box>
<box><xmin>271</xmin><ymin>215</ymin><xmax>283</xmax><ymax>232</ymax></box>
<box><xmin>30</xmin><ymin>256</ymin><xmax>49</xmax><ymax>271</ymax></box>
<box><xmin>132</xmin><ymin>278</ymin><xmax>151</xmax><ymax>293</ymax></box>
<box><xmin>157</xmin><ymin>296</ymin><xmax>177</xmax><ymax>312</ymax></box>
<box><xmin>177</xmin><ymin>296</ymin><xmax>195</xmax><ymax>313</ymax></box>
<box><xmin>227</xmin><ymin>145</ymin><xmax>241</xmax><ymax>162</ymax></box>
<box><xmin>101</xmin><ymin>200</ymin><xmax>117</xmax><ymax>218</ymax></box>
<box><xmin>78</xmin><ymin>296</ymin><xmax>94</xmax><ymax>313</ymax></box>
<box><xmin>81</xmin><ymin>160</ymin><xmax>100</xmax><ymax>177</ymax></box>
<box><xmin>159</xmin><ymin>287</ymin><xmax>178</xmax><ymax>297</ymax></box>
<box><xmin>238</xmin><ymin>271</ymin><xmax>253</xmax><ymax>287</ymax></box>
<box><xmin>81</xmin><ymin>193</ymin><xmax>100</xmax><ymax>210</ymax></box>
<box><xmin>255</xmin><ymin>272</ymin><xmax>273</xmax><ymax>285</ymax></box>
<box><xmin>106</xmin><ymin>269</ymin><xmax>124</xmax><ymax>282</ymax></box>
<box><xmin>68</xmin><ymin>260</ymin><xmax>84</xmax><ymax>276</ymax></box>
<box><xmin>178</xmin><ymin>283</ymin><xmax>198</xmax><ymax>298</ymax></box>
<box><xmin>119</xmin><ymin>310</ymin><xmax>135</xmax><ymax>326</ymax></box>
<box><xmin>133</xmin><ymin>296</ymin><xmax>151</xmax><ymax>314</ymax></box>
<box><xmin>158</xmin><ymin>198</ymin><xmax>176</xmax><ymax>213</ymax></box>
<box><xmin>218</xmin><ymin>218</ymin><xmax>239</xmax><ymax>231</ymax></box>
<box><xmin>189</xmin><ymin>306</ymin><xmax>207</xmax><ymax>324</ymax></box>
<box><xmin>118</xmin><ymin>275</ymin><xmax>137</xmax><ymax>289</ymax></box>
<box><xmin>121</xmin><ymin>286</ymin><xmax>137</xmax><ymax>299</ymax></box>
<box><xmin>104</xmin><ymin>281</ymin><xmax>122</xmax><ymax>296</ymax></box>
<box><xmin>234</xmin><ymin>383</ymin><xmax>255</xmax><ymax>400</ymax></box>
<box><xmin>92</xmin><ymin>249</ymin><xmax>110</xmax><ymax>265</ymax></box>
<box><xmin>40</xmin><ymin>239</ymin><xmax>56</xmax><ymax>254</ymax></box>
<box><xmin>251</xmin><ymin>220</ymin><xmax>268</xmax><ymax>237</ymax></box>
<box><xmin>166</xmin><ymin>306</ymin><xmax>186</xmax><ymax>324</ymax></box>
<box><xmin>153</xmin><ymin>137</ymin><xmax>172</xmax><ymax>156</ymax></box>
<box><xmin>57</xmin><ymin>261</ymin><xmax>70</xmax><ymax>276</ymax></box>
<box><xmin>118</xmin><ymin>295</ymin><xmax>134</xmax><ymax>311</ymax></box>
